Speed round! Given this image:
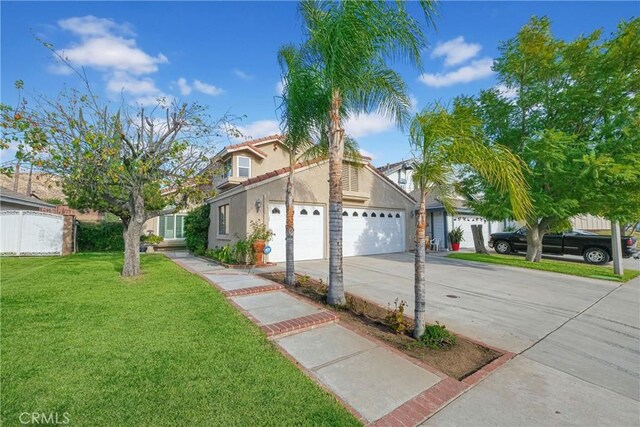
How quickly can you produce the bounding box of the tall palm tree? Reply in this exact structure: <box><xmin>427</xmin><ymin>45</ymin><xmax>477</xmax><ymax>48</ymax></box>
<box><xmin>410</xmin><ymin>103</ymin><xmax>531</xmax><ymax>338</ymax></box>
<box><xmin>277</xmin><ymin>45</ymin><xmax>361</xmax><ymax>286</ymax></box>
<box><xmin>299</xmin><ymin>0</ymin><xmax>436</xmax><ymax>305</ymax></box>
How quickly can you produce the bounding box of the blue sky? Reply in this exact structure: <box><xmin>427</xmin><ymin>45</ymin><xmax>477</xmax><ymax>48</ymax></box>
<box><xmin>2</xmin><ymin>1</ymin><xmax>637</xmax><ymax>166</ymax></box>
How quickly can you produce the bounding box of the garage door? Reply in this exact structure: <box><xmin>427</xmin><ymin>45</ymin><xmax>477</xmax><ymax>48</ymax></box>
<box><xmin>342</xmin><ymin>208</ymin><xmax>404</xmax><ymax>257</ymax></box>
<box><xmin>268</xmin><ymin>203</ymin><xmax>324</xmax><ymax>262</ymax></box>
<box><xmin>451</xmin><ymin>215</ymin><xmax>490</xmax><ymax>249</ymax></box>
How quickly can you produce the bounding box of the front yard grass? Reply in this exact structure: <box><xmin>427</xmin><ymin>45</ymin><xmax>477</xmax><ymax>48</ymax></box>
<box><xmin>447</xmin><ymin>252</ymin><xmax>640</xmax><ymax>282</ymax></box>
<box><xmin>1</xmin><ymin>254</ymin><xmax>359</xmax><ymax>426</ymax></box>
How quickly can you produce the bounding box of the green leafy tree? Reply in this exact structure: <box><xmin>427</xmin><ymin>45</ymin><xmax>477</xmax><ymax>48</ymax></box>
<box><xmin>409</xmin><ymin>103</ymin><xmax>531</xmax><ymax>337</ymax></box>
<box><xmin>28</xmin><ymin>85</ymin><xmax>232</xmax><ymax>276</ymax></box>
<box><xmin>461</xmin><ymin>17</ymin><xmax>639</xmax><ymax>261</ymax></box>
<box><xmin>296</xmin><ymin>0</ymin><xmax>436</xmax><ymax>305</ymax></box>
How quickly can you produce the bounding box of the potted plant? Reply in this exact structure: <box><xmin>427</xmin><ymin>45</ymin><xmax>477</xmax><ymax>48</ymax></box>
<box><xmin>448</xmin><ymin>226</ymin><xmax>464</xmax><ymax>251</ymax></box>
<box><xmin>140</xmin><ymin>233</ymin><xmax>164</xmax><ymax>253</ymax></box>
<box><xmin>249</xmin><ymin>220</ymin><xmax>274</xmax><ymax>265</ymax></box>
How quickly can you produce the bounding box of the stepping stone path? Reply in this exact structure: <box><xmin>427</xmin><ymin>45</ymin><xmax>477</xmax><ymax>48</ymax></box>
<box><xmin>167</xmin><ymin>252</ymin><xmax>511</xmax><ymax>426</ymax></box>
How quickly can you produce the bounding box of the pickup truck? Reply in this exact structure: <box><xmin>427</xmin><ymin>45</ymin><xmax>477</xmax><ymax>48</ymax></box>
<box><xmin>488</xmin><ymin>229</ymin><xmax>638</xmax><ymax>265</ymax></box>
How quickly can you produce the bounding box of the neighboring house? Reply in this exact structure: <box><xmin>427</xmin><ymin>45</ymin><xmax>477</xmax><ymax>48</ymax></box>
<box><xmin>206</xmin><ymin>135</ymin><xmax>416</xmax><ymax>262</ymax></box>
<box><xmin>379</xmin><ymin>160</ymin><xmax>507</xmax><ymax>250</ymax></box>
<box><xmin>0</xmin><ymin>187</ymin><xmax>55</xmax><ymax>211</ymax></box>
<box><xmin>380</xmin><ymin>159</ymin><xmax>616</xmax><ymax>250</ymax></box>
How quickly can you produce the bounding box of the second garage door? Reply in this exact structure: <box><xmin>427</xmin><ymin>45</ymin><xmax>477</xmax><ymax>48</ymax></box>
<box><xmin>342</xmin><ymin>208</ymin><xmax>405</xmax><ymax>257</ymax></box>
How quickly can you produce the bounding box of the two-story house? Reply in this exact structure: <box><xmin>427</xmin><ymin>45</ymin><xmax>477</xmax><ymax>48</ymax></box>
<box><xmin>206</xmin><ymin>134</ymin><xmax>417</xmax><ymax>262</ymax></box>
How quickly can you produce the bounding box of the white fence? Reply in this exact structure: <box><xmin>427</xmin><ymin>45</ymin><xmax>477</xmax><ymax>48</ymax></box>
<box><xmin>0</xmin><ymin>210</ymin><xmax>64</xmax><ymax>256</ymax></box>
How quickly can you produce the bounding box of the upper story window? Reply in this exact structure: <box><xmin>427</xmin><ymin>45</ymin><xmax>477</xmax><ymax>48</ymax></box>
<box><xmin>342</xmin><ymin>163</ymin><xmax>359</xmax><ymax>191</ymax></box>
<box><xmin>398</xmin><ymin>169</ymin><xmax>407</xmax><ymax>184</ymax></box>
<box><xmin>222</xmin><ymin>158</ymin><xmax>232</xmax><ymax>178</ymax></box>
<box><xmin>238</xmin><ymin>156</ymin><xmax>251</xmax><ymax>178</ymax></box>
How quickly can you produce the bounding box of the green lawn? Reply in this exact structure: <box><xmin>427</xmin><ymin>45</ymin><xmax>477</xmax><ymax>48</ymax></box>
<box><xmin>1</xmin><ymin>254</ymin><xmax>359</xmax><ymax>426</ymax></box>
<box><xmin>447</xmin><ymin>252</ymin><xmax>640</xmax><ymax>282</ymax></box>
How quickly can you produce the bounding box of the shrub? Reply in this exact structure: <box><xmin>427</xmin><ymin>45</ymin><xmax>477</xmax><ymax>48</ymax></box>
<box><xmin>249</xmin><ymin>220</ymin><xmax>274</xmax><ymax>242</ymax></box>
<box><xmin>140</xmin><ymin>234</ymin><xmax>164</xmax><ymax>245</ymax></box>
<box><xmin>77</xmin><ymin>221</ymin><xmax>124</xmax><ymax>252</ymax></box>
<box><xmin>384</xmin><ymin>299</ymin><xmax>408</xmax><ymax>334</ymax></box>
<box><xmin>419</xmin><ymin>322</ymin><xmax>457</xmax><ymax>349</ymax></box>
<box><xmin>184</xmin><ymin>205</ymin><xmax>210</xmax><ymax>255</ymax></box>
<box><xmin>448</xmin><ymin>226</ymin><xmax>464</xmax><ymax>244</ymax></box>
<box><xmin>205</xmin><ymin>239</ymin><xmax>255</xmax><ymax>265</ymax></box>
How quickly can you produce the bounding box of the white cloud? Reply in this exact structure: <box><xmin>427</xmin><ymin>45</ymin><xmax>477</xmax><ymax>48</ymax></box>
<box><xmin>176</xmin><ymin>77</ymin><xmax>192</xmax><ymax>95</ymax></box>
<box><xmin>233</xmin><ymin>69</ymin><xmax>253</xmax><ymax>81</ymax></box>
<box><xmin>234</xmin><ymin>119</ymin><xmax>280</xmax><ymax>140</ymax></box>
<box><xmin>58</xmin><ymin>15</ymin><xmax>134</xmax><ymax>38</ymax></box>
<box><xmin>409</xmin><ymin>94</ymin><xmax>419</xmax><ymax>111</ymax></box>
<box><xmin>419</xmin><ymin>58</ymin><xmax>494</xmax><ymax>88</ymax></box>
<box><xmin>107</xmin><ymin>72</ymin><xmax>160</xmax><ymax>96</ymax></box>
<box><xmin>344</xmin><ymin>112</ymin><xmax>396</xmax><ymax>138</ymax></box>
<box><xmin>496</xmin><ymin>84</ymin><xmax>518</xmax><ymax>99</ymax></box>
<box><xmin>431</xmin><ymin>36</ymin><xmax>482</xmax><ymax>67</ymax></box>
<box><xmin>275</xmin><ymin>80</ymin><xmax>285</xmax><ymax>95</ymax></box>
<box><xmin>193</xmin><ymin>80</ymin><xmax>224</xmax><ymax>96</ymax></box>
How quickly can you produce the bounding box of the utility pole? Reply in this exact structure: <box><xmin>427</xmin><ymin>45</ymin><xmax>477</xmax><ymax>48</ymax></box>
<box><xmin>611</xmin><ymin>221</ymin><xmax>623</xmax><ymax>276</ymax></box>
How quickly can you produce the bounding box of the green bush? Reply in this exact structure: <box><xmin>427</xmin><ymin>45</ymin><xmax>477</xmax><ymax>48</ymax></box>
<box><xmin>140</xmin><ymin>233</ymin><xmax>164</xmax><ymax>245</ymax></box>
<box><xmin>419</xmin><ymin>322</ymin><xmax>457</xmax><ymax>349</ymax></box>
<box><xmin>184</xmin><ymin>205</ymin><xmax>210</xmax><ymax>255</ymax></box>
<box><xmin>77</xmin><ymin>221</ymin><xmax>124</xmax><ymax>252</ymax></box>
<box><xmin>204</xmin><ymin>239</ymin><xmax>256</xmax><ymax>265</ymax></box>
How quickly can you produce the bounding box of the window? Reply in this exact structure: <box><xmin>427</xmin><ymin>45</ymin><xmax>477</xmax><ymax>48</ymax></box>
<box><xmin>387</xmin><ymin>213</ymin><xmax>393</xmax><ymax>218</ymax></box>
<box><xmin>395</xmin><ymin>213</ymin><xmax>401</xmax><ymax>218</ymax></box>
<box><xmin>362</xmin><ymin>212</ymin><xmax>368</xmax><ymax>217</ymax></box>
<box><xmin>159</xmin><ymin>214</ymin><xmax>186</xmax><ymax>239</ymax></box>
<box><xmin>342</xmin><ymin>163</ymin><xmax>359</xmax><ymax>191</ymax></box>
<box><xmin>371</xmin><ymin>213</ymin><xmax>377</xmax><ymax>217</ymax></box>
<box><xmin>397</xmin><ymin>169</ymin><xmax>407</xmax><ymax>184</ymax></box>
<box><xmin>222</xmin><ymin>158</ymin><xmax>232</xmax><ymax>178</ymax></box>
<box><xmin>313</xmin><ymin>209</ymin><xmax>320</xmax><ymax>215</ymax></box>
<box><xmin>271</xmin><ymin>207</ymin><xmax>281</xmax><ymax>214</ymax></box>
<box><xmin>218</xmin><ymin>204</ymin><xmax>229</xmax><ymax>235</ymax></box>
<box><xmin>342</xmin><ymin>211</ymin><xmax>348</xmax><ymax>216</ymax></box>
<box><xmin>352</xmin><ymin>211</ymin><xmax>358</xmax><ymax>216</ymax></box>
<box><xmin>300</xmin><ymin>209</ymin><xmax>308</xmax><ymax>215</ymax></box>
<box><xmin>238</xmin><ymin>156</ymin><xmax>251</xmax><ymax>178</ymax></box>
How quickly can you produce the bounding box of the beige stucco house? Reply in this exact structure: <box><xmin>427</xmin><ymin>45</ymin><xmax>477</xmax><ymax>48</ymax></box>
<box><xmin>206</xmin><ymin>135</ymin><xmax>416</xmax><ymax>263</ymax></box>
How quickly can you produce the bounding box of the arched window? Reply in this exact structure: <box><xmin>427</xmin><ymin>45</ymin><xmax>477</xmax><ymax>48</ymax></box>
<box><xmin>313</xmin><ymin>209</ymin><xmax>320</xmax><ymax>215</ymax></box>
<box><xmin>271</xmin><ymin>207</ymin><xmax>280</xmax><ymax>214</ymax></box>
<box><xmin>362</xmin><ymin>212</ymin><xmax>368</xmax><ymax>217</ymax></box>
<box><xmin>300</xmin><ymin>209</ymin><xmax>308</xmax><ymax>215</ymax></box>
<box><xmin>371</xmin><ymin>213</ymin><xmax>377</xmax><ymax>217</ymax></box>
<box><xmin>353</xmin><ymin>211</ymin><xmax>359</xmax><ymax>216</ymax></box>
<box><xmin>395</xmin><ymin>213</ymin><xmax>400</xmax><ymax>218</ymax></box>
<box><xmin>380</xmin><ymin>212</ymin><xmax>385</xmax><ymax>217</ymax></box>
<box><xmin>387</xmin><ymin>213</ymin><xmax>393</xmax><ymax>218</ymax></box>
<box><xmin>342</xmin><ymin>211</ymin><xmax>348</xmax><ymax>216</ymax></box>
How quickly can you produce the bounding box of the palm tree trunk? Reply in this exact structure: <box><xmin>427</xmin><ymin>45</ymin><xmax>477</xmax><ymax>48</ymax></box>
<box><xmin>414</xmin><ymin>190</ymin><xmax>427</xmax><ymax>338</ymax></box>
<box><xmin>285</xmin><ymin>169</ymin><xmax>295</xmax><ymax>286</ymax></box>
<box><xmin>327</xmin><ymin>89</ymin><xmax>346</xmax><ymax>306</ymax></box>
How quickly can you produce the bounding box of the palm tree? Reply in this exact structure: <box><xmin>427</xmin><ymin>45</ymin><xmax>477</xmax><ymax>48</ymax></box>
<box><xmin>299</xmin><ymin>0</ymin><xmax>436</xmax><ymax>305</ymax></box>
<box><xmin>277</xmin><ymin>44</ymin><xmax>361</xmax><ymax>287</ymax></box>
<box><xmin>410</xmin><ymin>103</ymin><xmax>531</xmax><ymax>338</ymax></box>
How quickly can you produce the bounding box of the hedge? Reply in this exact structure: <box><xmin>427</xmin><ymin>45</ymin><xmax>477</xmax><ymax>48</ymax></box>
<box><xmin>184</xmin><ymin>205</ymin><xmax>210</xmax><ymax>255</ymax></box>
<box><xmin>76</xmin><ymin>221</ymin><xmax>124</xmax><ymax>252</ymax></box>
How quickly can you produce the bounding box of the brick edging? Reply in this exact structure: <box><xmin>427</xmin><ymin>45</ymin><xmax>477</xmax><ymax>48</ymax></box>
<box><xmin>372</xmin><ymin>352</ymin><xmax>516</xmax><ymax>426</ymax></box>
<box><xmin>223</xmin><ymin>284</ymin><xmax>284</xmax><ymax>297</ymax></box>
<box><xmin>262</xmin><ymin>311</ymin><xmax>338</xmax><ymax>337</ymax></box>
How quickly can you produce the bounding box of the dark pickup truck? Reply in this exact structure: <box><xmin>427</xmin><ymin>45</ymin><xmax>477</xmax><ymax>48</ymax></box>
<box><xmin>488</xmin><ymin>229</ymin><xmax>638</xmax><ymax>265</ymax></box>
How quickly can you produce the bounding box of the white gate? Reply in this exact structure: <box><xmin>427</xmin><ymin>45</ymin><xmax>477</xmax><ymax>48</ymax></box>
<box><xmin>0</xmin><ymin>211</ymin><xmax>64</xmax><ymax>256</ymax></box>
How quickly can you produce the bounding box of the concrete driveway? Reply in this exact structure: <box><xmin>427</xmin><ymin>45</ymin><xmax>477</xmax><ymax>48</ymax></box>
<box><xmin>276</xmin><ymin>253</ymin><xmax>640</xmax><ymax>425</ymax></box>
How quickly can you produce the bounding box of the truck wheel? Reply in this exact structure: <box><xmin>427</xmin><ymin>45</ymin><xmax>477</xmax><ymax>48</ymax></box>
<box><xmin>583</xmin><ymin>248</ymin><xmax>610</xmax><ymax>265</ymax></box>
<box><xmin>494</xmin><ymin>240</ymin><xmax>512</xmax><ymax>255</ymax></box>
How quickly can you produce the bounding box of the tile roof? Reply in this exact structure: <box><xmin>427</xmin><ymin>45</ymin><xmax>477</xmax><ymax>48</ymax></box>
<box><xmin>224</xmin><ymin>134</ymin><xmax>283</xmax><ymax>158</ymax></box>
<box><xmin>242</xmin><ymin>159</ymin><xmax>323</xmax><ymax>187</ymax></box>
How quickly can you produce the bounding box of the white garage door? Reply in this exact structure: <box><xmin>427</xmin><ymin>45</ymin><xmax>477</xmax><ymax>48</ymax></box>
<box><xmin>342</xmin><ymin>208</ymin><xmax>404</xmax><ymax>257</ymax></box>
<box><xmin>0</xmin><ymin>210</ymin><xmax>64</xmax><ymax>255</ymax></box>
<box><xmin>451</xmin><ymin>215</ymin><xmax>491</xmax><ymax>249</ymax></box>
<box><xmin>268</xmin><ymin>203</ymin><xmax>324</xmax><ymax>262</ymax></box>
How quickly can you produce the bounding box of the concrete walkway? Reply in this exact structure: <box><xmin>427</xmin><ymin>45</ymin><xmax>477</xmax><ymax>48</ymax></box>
<box><xmin>165</xmin><ymin>252</ymin><xmax>511</xmax><ymax>426</ymax></box>
<box><xmin>258</xmin><ymin>253</ymin><xmax>640</xmax><ymax>426</ymax></box>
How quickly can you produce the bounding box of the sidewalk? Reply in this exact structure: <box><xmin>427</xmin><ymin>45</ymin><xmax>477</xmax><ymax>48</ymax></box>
<box><xmin>166</xmin><ymin>252</ymin><xmax>511</xmax><ymax>426</ymax></box>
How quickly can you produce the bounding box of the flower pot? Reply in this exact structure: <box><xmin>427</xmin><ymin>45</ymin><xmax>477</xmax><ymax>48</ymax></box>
<box><xmin>451</xmin><ymin>243</ymin><xmax>460</xmax><ymax>251</ymax></box>
<box><xmin>252</xmin><ymin>239</ymin><xmax>266</xmax><ymax>265</ymax></box>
